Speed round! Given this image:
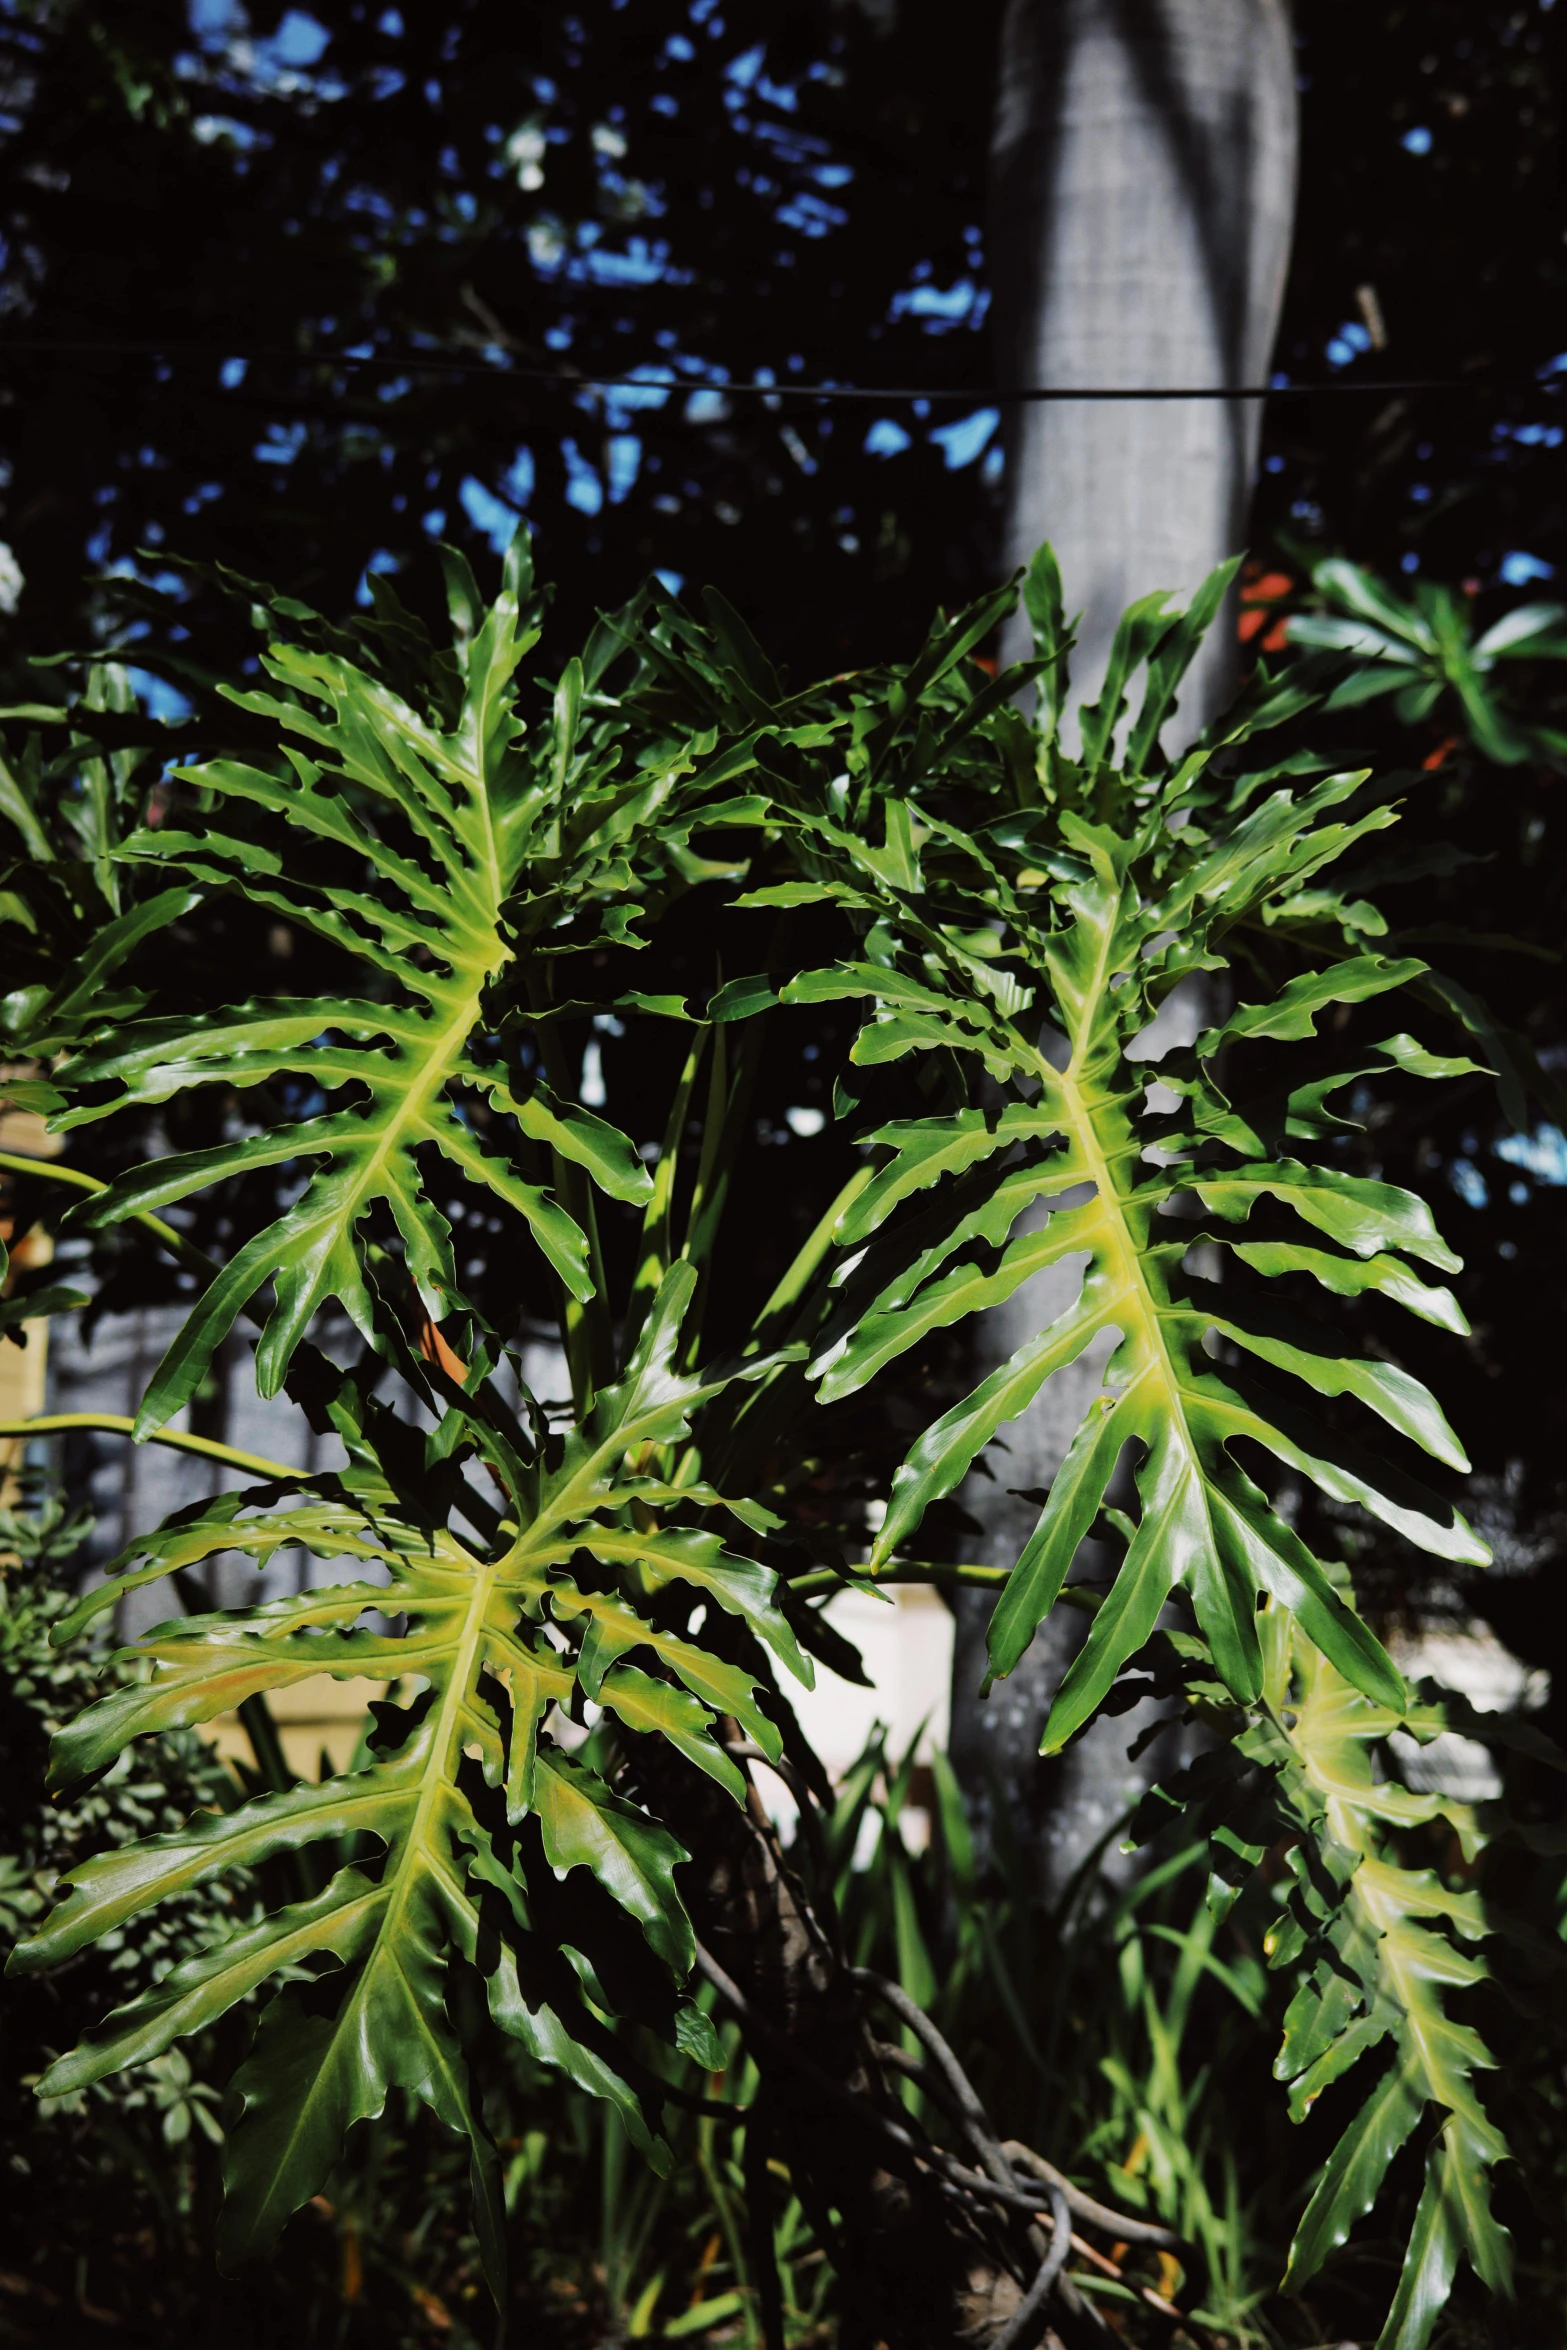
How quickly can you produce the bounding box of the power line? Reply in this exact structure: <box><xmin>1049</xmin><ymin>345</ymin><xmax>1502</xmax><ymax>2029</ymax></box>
<box><xmin>1</xmin><ymin>338</ymin><xmax>1559</xmax><ymax>404</ymax></box>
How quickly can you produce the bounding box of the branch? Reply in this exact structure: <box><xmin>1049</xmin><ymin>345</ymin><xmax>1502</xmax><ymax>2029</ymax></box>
<box><xmin>657</xmin><ymin>2079</ymin><xmax>753</xmax><ymax>2124</ymax></box>
<box><xmin>697</xmin><ymin>1934</ymin><xmax>1187</xmax><ymax>2350</ymax></box>
<box><xmin>853</xmin><ymin>1970</ymin><xmax>1179</xmax><ymax>2251</ymax></box>
<box><xmin>855</xmin><ymin>1962</ymin><xmax>1020</xmax><ymax>2191</ymax></box>
<box><xmin>999</xmin><ymin>2142</ymin><xmax>1173</xmax><ymax>2255</ymax></box>
<box><xmin>992</xmin><ymin>2182</ymin><xmax>1072</xmax><ymax>2350</ymax></box>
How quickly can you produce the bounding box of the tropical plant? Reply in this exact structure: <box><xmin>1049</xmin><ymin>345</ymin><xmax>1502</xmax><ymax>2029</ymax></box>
<box><xmin>667</xmin><ymin>543</ymin><xmax>1561</xmax><ymax>2340</ymax></box>
<box><xmin>0</xmin><ymin>1476</ymin><xmax>842</xmax><ymax>2345</ymax></box>
<box><xmin>0</xmin><ymin>652</ymin><xmax>201</xmax><ymax>1074</ymax></box>
<box><xmin>0</xmin><ymin>1478</ymin><xmax>259</xmax><ymax>2309</ymax></box>
<box><xmin>1126</xmin><ymin>1615</ymin><xmax>1552</xmax><ymax>2346</ymax></box>
<box><xmin>2</xmin><ymin>537</ymin><xmax>1558</xmax><ymax>2349</ymax></box>
<box><xmin>1289</xmin><ymin>555</ymin><xmax>1567</xmax><ymax>769</ymax></box>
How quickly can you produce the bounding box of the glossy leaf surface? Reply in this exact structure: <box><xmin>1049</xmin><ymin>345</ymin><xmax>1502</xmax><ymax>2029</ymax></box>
<box><xmin>12</xmin><ymin>1265</ymin><xmax>807</xmax><ymax>2279</ymax></box>
<box><xmin>54</xmin><ymin>541</ymin><xmax>661</xmax><ymax>1430</ymax></box>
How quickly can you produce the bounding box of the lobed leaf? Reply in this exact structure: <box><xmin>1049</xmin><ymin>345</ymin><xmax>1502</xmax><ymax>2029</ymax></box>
<box><xmin>51</xmin><ymin>580</ymin><xmax>658</xmax><ymax>1430</ymax></box>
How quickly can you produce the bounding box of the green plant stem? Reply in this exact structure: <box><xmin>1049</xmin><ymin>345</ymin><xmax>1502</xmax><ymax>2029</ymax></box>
<box><xmin>0</xmin><ymin>1413</ymin><xmax>296</xmax><ymax>1480</ymax></box>
<box><xmin>524</xmin><ymin>983</ymin><xmax>615</xmax><ymax>1410</ymax></box>
<box><xmin>744</xmin><ymin>1162</ymin><xmax>877</xmax><ymax>1356</ymax></box>
<box><xmin>626</xmin><ymin>1025</ymin><xmax>709</xmax><ymax>1351</ymax></box>
<box><xmin>0</xmin><ymin>1150</ymin><xmax>219</xmax><ymax>1283</ymax></box>
<box><xmin>679</xmin><ymin>1016</ymin><xmax>765</xmax><ymax>1370</ymax></box>
<box><xmin>784</xmin><ymin>1561</ymin><xmax>1100</xmax><ymax>1608</ymax></box>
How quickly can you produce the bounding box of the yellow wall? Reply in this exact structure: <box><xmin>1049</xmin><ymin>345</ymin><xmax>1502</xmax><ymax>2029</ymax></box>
<box><xmin>202</xmin><ymin>1675</ymin><xmax>389</xmax><ymax>1781</ymax></box>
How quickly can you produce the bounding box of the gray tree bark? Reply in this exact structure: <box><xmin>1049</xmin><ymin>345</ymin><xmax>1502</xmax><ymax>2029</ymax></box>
<box><xmin>951</xmin><ymin>0</ymin><xmax>1298</xmax><ymax>1903</ymax></box>
<box><xmin>992</xmin><ymin>0</ymin><xmax>1299</xmax><ymax>714</ymax></box>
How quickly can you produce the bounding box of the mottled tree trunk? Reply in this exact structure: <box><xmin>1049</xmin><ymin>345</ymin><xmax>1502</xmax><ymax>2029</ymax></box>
<box><xmin>991</xmin><ymin>0</ymin><xmax>1298</xmax><ymax>713</ymax></box>
<box><xmin>953</xmin><ymin>0</ymin><xmax>1298</xmax><ymax>1903</ymax></box>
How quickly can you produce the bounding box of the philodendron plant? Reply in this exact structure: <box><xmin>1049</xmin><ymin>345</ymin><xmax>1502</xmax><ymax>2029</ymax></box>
<box><xmin>1</xmin><ymin>536</ymin><xmax>1553</xmax><ymax>2349</ymax></box>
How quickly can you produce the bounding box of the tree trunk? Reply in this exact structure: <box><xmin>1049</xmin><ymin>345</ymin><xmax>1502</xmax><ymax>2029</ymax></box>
<box><xmin>991</xmin><ymin>0</ymin><xmax>1298</xmax><ymax>713</ymax></box>
<box><xmin>952</xmin><ymin>0</ymin><xmax>1298</xmax><ymax>1903</ymax></box>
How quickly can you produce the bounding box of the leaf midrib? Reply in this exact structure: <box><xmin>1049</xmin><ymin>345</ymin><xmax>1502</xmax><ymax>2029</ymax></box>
<box><xmin>1041</xmin><ymin>888</ymin><xmax>1216</xmax><ymax>1568</ymax></box>
<box><xmin>261</xmin><ymin>709</ymin><xmax>521</xmax><ymax>2024</ymax></box>
<box><xmin>328</xmin><ymin>739</ymin><xmax>513</xmax><ymax>1273</ymax></box>
<box><xmin>320</xmin><ymin>1548</ymin><xmax>501</xmax><ymax>2062</ymax></box>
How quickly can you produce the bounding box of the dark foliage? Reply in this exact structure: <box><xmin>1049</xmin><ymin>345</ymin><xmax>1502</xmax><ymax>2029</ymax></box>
<box><xmin>0</xmin><ymin>0</ymin><xmax>1560</xmax><ymax>686</ymax></box>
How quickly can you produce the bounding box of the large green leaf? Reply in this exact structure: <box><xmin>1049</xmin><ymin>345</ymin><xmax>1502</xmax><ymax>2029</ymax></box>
<box><xmin>1130</xmin><ymin>1609</ymin><xmax>1518</xmax><ymax>2350</ymax></box>
<box><xmin>625</xmin><ymin>576</ymin><xmax>1519</xmax><ymax>2349</ymax></box>
<box><xmin>763</xmin><ymin>768</ymin><xmax>1481</xmax><ymax>1744</ymax></box>
<box><xmin>12</xmin><ymin>537</ymin><xmax>1530</xmax><ymax>2350</ymax></box>
<box><xmin>1263</xmin><ymin>1629</ymin><xmax>1512</xmax><ymax>2344</ymax></box>
<box><xmin>51</xmin><ymin>542</ymin><xmax>664</xmax><ymax>1432</ymax></box>
<box><xmin>9</xmin><ymin>1265</ymin><xmax>809</xmax><ymax>2283</ymax></box>
<box><xmin>637</xmin><ymin>551</ymin><xmax>1490</xmax><ymax>1778</ymax></box>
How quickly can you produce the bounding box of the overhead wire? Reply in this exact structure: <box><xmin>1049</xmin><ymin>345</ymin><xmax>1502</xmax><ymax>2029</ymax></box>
<box><xmin>1</xmin><ymin>337</ymin><xmax>1561</xmax><ymax>405</ymax></box>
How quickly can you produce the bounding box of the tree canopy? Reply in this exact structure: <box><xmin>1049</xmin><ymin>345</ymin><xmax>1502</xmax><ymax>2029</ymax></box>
<box><xmin>0</xmin><ymin>0</ymin><xmax>1561</xmax><ymax>681</ymax></box>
